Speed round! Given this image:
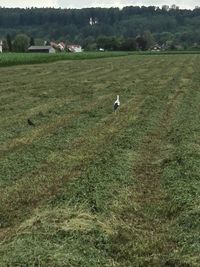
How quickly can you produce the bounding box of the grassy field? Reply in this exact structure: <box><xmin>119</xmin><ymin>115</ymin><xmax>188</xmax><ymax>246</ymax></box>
<box><xmin>0</xmin><ymin>55</ymin><xmax>200</xmax><ymax>266</ymax></box>
<box><xmin>1</xmin><ymin>51</ymin><xmax>200</xmax><ymax>68</ymax></box>
<box><xmin>0</xmin><ymin>52</ymin><xmax>131</xmax><ymax>67</ymax></box>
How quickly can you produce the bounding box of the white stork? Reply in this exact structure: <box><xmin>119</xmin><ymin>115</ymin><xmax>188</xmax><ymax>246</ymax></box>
<box><xmin>114</xmin><ymin>95</ymin><xmax>120</xmax><ymax>113</ymax></box>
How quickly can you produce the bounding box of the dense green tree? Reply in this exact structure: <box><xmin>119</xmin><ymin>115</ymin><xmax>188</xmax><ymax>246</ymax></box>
<box><xmin>84</xmin><ymin>43</ymin><xmax>97</xmax><ymax>51</ymax></box>
<box><xmin>13</xmin><ymin>34</ymin><xmax>29</xmax><ymax>52</ymax></box>
<box><xmin>120</xmin><ymin>38</ymin><xmax>137</xmax><ymax>51</ymax></box>
<box><xmin>6</xmin><ymin>34</ymin><xmax>12</xmax><ymax>52</ymax></box>
<box><xmin>82</xmin><ymin>36</ymin><xmax>96</xmax><ymax>50</ymax></box>
<box><xmin>156</xmin><ymin>32</ymin><xmax>174</xmax><ymax>45</ymax></box>
<box><xmin>96</xmin><ymin>36</ymin><xmax>120</xmax><ymax>51</ymax></box>
<box><xmin>34</xmin><ymin>38</ymin><xmax>45</xmax><ymax>45</ymax></box>
<box><xmin>136</xmin><ymin>36</ymin><xmax>147</xmax><ymax>50</ymax></box>
<box><xmin>143</xmin><ymin>30</ymin><xmax>155</xmax><ymax>49</ymax></box>
<box><xmin>2</xmin><ymin>40</ymin><xmax>9</xmax><ymax>52</ymax></box>
<box><xmin>29</xmin><ymin>36</ymin><xmax>35</xmax><ymax>46</ymax></box>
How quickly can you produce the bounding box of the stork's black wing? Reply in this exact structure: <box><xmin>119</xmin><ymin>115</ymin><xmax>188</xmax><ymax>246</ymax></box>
<box><xmin>114</xmin><ymin>102</ymin><xmax>119</xmax><ymax>111</ymax></box>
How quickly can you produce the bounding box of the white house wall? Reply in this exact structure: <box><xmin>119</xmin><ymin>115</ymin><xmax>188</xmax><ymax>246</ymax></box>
<box><xmin>49</xmin><ymin>48</ymin><xmax>56</xmax><ymax>53</ymax></box>
<box><xmin>0</xmin><ymin>41</ymin><xmax>2</xmax><ymax>53</ymax></box>
<box><xmin>74</xmin><ymin>47</ymin><xmax>82</xmax><ymax>53</ymax></box>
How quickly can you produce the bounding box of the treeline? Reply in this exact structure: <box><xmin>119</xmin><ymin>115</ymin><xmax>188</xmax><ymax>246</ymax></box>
<box><xmin>0</xmin><ymin>6</ymin><xmax>200</xmax><ymax>51</ymax></box>
<box><xmin>2</xmin><ymin>32</ymin><xmax>156</xmax><ymax>52</ymax></box>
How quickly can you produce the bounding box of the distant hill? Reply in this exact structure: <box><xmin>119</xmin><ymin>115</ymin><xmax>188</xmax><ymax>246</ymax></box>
<box><xmin>0</xmin><ymin>6</ymin><xmax>200</xmax><ymax>50</ymax></box>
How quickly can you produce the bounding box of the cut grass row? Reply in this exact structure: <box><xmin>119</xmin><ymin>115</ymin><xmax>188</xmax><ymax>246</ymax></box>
<box><xmin>0</xmin><ymin>55</ymin><xmax>200</xmax><ymax>266</ymax></box>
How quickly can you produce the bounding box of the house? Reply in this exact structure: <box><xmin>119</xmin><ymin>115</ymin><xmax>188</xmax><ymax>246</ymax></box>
<box><xmin>28</xmin><ymin>46</ymin><xmax>56</xmax><ymax>53</ymax></box>
<box><xmin>151</xmin><ymin>44</ymin><xmax>161</xmax><ymax>51</ymax></box>
<box><xmin>57</xmin><ymin>42</ymin><xmax>65</xmax><ymax>51</ymax></box>
<box><xmin>50</xmin><ymin>42</ymin><xmax>65</xmax><ymax>51</ymax></box>
<box><xmin>66</xmin><ymin>44</ymin><xmax>82</xmax><ymax>53</ymax></box>
<box><xmin>0</xmin><ymin>41</ymin><xmax>2</xmax><ymax>53</ymax></box>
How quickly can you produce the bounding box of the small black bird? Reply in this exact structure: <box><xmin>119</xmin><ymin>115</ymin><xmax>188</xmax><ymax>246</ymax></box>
<box><xmin>27</xmin><ymin>118</ymin><xmax>35</xmax><ymax>126</ymax></box>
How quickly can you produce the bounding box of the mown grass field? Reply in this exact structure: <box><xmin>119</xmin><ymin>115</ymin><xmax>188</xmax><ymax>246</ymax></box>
<box><xmin>0</xmin><ymin>54</ymin><xmax>200</xmax><ymax>266</ymax></box>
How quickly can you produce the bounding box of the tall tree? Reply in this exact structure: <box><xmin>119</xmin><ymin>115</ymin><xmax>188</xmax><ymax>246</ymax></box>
<box><xmin>2</xmin><ymin>40</ymin><xmax>9</xmax><ymax>52</ymax></box>
<box><xmin>136</xmin><ymin>36</ymin><xmax>147</xmax><ymax>51</ymax></box>
<box><xmin>120</xmin><ymin>38</ymin><xmax>137</xmax><ymax>51</ymax></box>
<box><xmin>143</xmin><ymin>31</ymin><xmax>155</xmax><ymax>50</ymax></box>
<box><xmin>30</xmin><ymin>36</ymin><xmax>35</xmax><ymax>46</ymax></box>
<box><xmin>13</xmin><ymin>34</ymin><xmax>29</xmax><ymax>52</ymax></box>
<box><xmin>6</xmin><ymin>34</ymin><xmax>12</xmax><ymax>52</ymax></box>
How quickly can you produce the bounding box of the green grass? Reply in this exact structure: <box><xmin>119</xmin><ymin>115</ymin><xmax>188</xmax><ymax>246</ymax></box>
<box><xmin>1</xmin><ymin>50</ymin><xmax>200</xmax><ymax>68</ymax></box>
<box><xmin>0</xmin><ymin>55</ymin><xmax>200</xmax><ymax>266</ymax></box>
<box><xmin>0</xmin><ymin>51</ymin><xmax>130</xmax><ymax>67</ymax></box>
<box><xmin>138</xmin><ymin>50</ymin><xmax>200</xmax><ymax>55</ymax></box>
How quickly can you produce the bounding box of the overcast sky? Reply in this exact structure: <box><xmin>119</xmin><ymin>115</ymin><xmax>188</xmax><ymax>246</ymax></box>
<box><xmin>0</xmin><ymin>0</ymin><xmax>199</xmax><ymax>9</ymax></box>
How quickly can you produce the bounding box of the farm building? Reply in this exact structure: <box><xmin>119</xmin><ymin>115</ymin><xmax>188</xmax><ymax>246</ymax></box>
<box><xmin>28</xmin><ymin>46</ymin><xmax>56</xmax><ymax>53</ymax></box>
<box><xmin>66</xmin><ymin>44</ymin><xmax>82</xmax><ymax>53</ymax></box>
<box><xmin>50</xmin><ymin>42</ymin><xmax>65</xmax><ymax>51</ymax></box>
<box><xmin>151</xmin><ymin>44</ymin><xmax>161</xmax><ymax>51</ymax></box>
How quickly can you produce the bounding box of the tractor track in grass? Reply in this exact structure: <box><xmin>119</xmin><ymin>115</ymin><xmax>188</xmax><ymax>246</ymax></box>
<box><xmin>115</xmin><ymin>64</ymin><xmax>194</xmax><ymax>265</ymax></box>
<box><xmin>135</xmin><ymin>89</ymin><xmax>184</xmax><ymax>220</ymax></box>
